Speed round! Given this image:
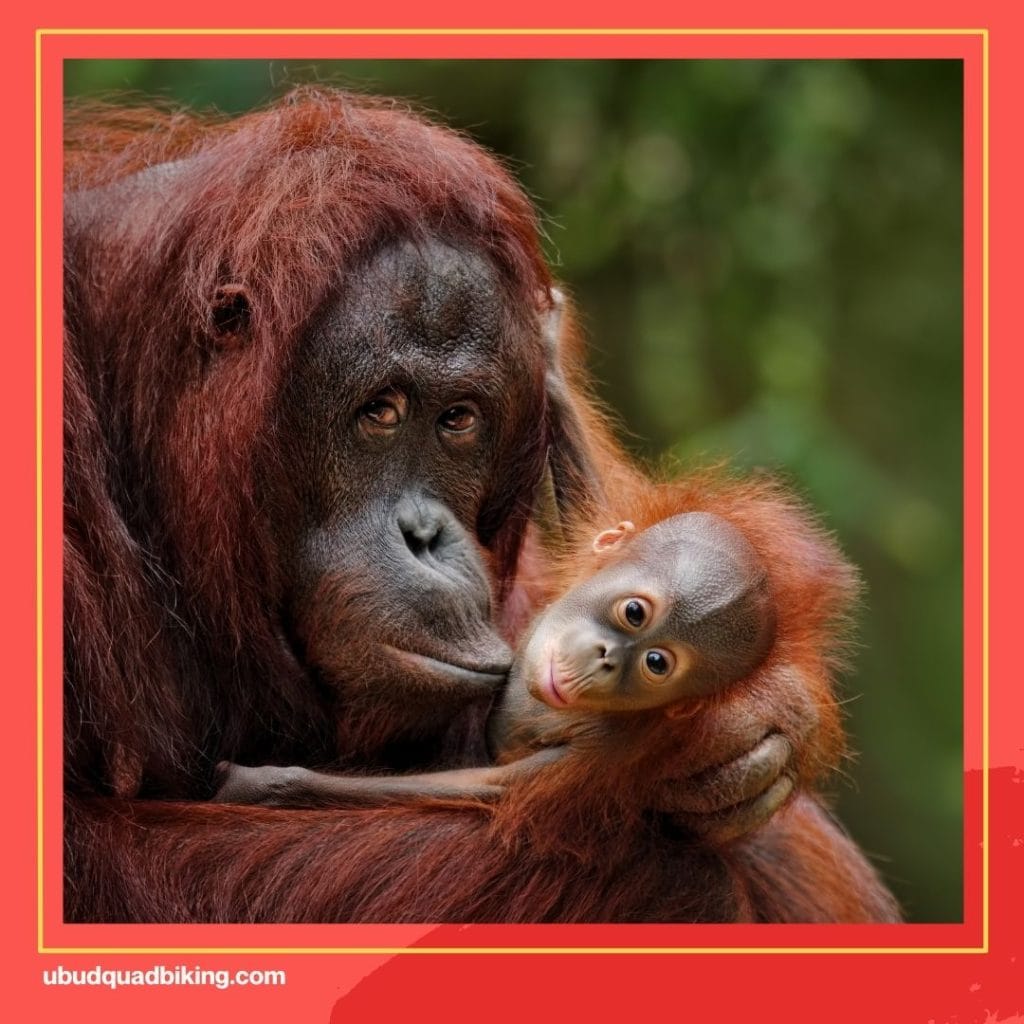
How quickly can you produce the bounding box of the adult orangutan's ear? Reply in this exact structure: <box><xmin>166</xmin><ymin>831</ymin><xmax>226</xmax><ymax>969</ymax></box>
<box><xmin>592</xmin><ymin>521</ymin><xmax>636</xmax><ymax>554</ymax></box>
<box><xmin>208</xmin><ymin>283</ymin><xmax>252</xmax><ymax>349</ymax></box>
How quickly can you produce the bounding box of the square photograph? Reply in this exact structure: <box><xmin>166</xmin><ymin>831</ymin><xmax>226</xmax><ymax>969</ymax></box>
<box><xmin>60</xmin><ymin>58</ymin><xmax>963</xmax><ymax>927</ymax></box>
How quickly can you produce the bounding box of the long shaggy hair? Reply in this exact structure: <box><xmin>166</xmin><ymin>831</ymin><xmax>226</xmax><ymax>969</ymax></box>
<box><xmin>64</xmin><ymin>88</ymin><xmax>551</xmax><ymax>798</ymax></box>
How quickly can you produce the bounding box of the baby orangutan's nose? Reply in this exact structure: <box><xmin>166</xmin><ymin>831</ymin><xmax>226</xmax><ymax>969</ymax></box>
<box><xmin>562</xmin><ymin>628</ymin><xmax>621</xmax><ymax>674</ymax></box>
<box><xmin>596</xmin><ymin>641</ymin><xmax>620</xmax><ymax>672</ymax></box>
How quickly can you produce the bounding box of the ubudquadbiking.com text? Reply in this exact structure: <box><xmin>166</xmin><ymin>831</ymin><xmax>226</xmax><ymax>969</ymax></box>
<box><xmin>42</xmin><ymin>964</ymin><xmax>286</xmax><ymax>991</ymax></box>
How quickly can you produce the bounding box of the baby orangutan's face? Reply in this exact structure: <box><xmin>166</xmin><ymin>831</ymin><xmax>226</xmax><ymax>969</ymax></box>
<box><xmin>514</xmin><ymin>512</ymin><xmax>776</xmax><ymax>714</ymax></box>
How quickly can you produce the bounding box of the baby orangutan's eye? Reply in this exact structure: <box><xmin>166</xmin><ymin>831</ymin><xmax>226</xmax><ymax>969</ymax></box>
<box><xmin>616</xmin><ymin>597</ymin><xmax>651</xmax><ymax>630</ymax></box>
<box><xmin>641</xmin><ymin>648</ymin><xmax>675</xmax><ymax>682</ymax></box>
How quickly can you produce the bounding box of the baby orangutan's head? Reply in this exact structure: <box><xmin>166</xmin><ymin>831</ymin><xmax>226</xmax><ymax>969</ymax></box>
<box><xmin>514</xmin><ymin>512</ymin><xmax>776</xmax><ymax>714</ymax></box>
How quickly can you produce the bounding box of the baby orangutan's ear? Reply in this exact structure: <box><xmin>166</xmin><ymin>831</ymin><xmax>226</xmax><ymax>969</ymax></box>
<box><xmin>592</xmin><ymin>520</ymin><xmax>637</xmax><ymax>554</ymax></box>
<box><xmin>665</xmin><ymin>699</ymin><xmax>705</xmax><ymax>720</ymax></box>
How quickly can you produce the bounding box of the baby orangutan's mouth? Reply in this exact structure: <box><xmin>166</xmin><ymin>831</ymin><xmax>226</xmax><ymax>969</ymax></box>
<box><xmin>540</xmin><ymin>654</ymin><xmax>572</xmax><ymax>707</ymax></box>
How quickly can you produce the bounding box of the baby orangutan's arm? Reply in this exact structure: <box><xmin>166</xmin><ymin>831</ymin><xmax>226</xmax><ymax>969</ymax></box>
<box><xmin>211</xmin><ymin>747</ymin><xmax>569</xmax><ymax>809</ymax></box>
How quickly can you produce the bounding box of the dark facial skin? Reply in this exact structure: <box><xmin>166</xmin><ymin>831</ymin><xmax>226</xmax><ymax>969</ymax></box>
<box><xmin>266</xmin><ymin>237</ymin><xmax>541</xmax><ymax>746</ymax></box>
<box><xmin>516</xmin><ymin>512</ymin><xmax>776</xmax><ymax>715</ymax></box>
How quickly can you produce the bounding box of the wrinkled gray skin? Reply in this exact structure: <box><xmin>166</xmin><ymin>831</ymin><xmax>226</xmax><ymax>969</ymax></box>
<box><xmin>269</xmin><ymin>237</ymin><xmax>533</xmax><ymax>762</ymax></box>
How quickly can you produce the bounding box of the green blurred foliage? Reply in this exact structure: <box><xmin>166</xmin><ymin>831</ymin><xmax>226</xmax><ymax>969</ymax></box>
<box><xmin>64</xmin><ymin>59</ymin><xmax>964</xmax><ymax>922</ymax></box>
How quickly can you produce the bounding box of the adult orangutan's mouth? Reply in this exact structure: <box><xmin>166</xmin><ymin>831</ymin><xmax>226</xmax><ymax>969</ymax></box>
<box><xmin>384</xmin><ymin>646</ymin><xmax>510</xmax><ymax>688</ymax></box>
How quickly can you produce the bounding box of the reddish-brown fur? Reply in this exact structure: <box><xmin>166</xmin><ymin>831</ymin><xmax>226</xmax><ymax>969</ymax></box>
<box><xmin>64</xmin><ymin>89</ymin><xmax>551</xmax><ymax>800</ymax></box>
<box><xmin>475</xmin><ymin>469</ymin><xmax>887</xmax><ymax>917</ymax></box>
<box><xmin>64</xmin><ymin>89</ymin><xmax>896</xmax><ymax>924</ymax></box>
<box><xmin>68</xmin><ymin>791</ymin><xmax>895</xmax><ymax>923</ymax></box>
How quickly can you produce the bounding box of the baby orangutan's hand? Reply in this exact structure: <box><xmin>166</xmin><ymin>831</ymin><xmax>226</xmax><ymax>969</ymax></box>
<box><xmin>651</xmin><ymin>665</ymin><xmax>823</xmax><ymax>846</ymax></box>
<box><xmin>660</xmin><ymin>734</ymin><xmax>796</xmax><ymax>844</ymax></box>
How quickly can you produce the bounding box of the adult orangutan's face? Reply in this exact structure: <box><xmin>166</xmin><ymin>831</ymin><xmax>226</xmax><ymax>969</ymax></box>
<box><xmin>270</xmin><ymin>237</ymin><xmax>545</xmax><ymax>725</ymax></box>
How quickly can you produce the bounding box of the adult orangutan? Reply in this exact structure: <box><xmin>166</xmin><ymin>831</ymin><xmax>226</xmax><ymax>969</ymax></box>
<box><xmin>210</xmin><ymin>304</ymin><xmax>899</xmax><ymax>922</ymax></box>
<box><xmin>63</xmin><ymin>88</ymin><xmax>894</xmax><ymax>922</ymax></box>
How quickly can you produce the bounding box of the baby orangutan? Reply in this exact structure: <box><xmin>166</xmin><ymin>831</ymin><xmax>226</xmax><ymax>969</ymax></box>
<box><xmin>487</xmin><ymin>511</ymin><xmax>775</xmax><ymax>760</ymax></box>
<box><xmin>212</xmin><ymin>507</ymin><xmax>781</xmax><ymax>809</ymax></box>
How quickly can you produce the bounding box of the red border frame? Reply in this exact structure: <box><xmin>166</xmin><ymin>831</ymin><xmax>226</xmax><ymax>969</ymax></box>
<box><xmin>5</xmin><ymin>4</ymin><xmax>1021</xmax><ymax>1021</ymax></box>
<box><xmin>41</xmin><ymin>26</ymin><xmax>986</xmax><ymax>956</ymax></box>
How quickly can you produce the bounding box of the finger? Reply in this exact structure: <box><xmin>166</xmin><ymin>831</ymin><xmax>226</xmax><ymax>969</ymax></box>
<box><xmin>541</xmin><ymin>287</ymin><xmax>566</xmax><ymax>361</ymax></box>
<box><xmin>683</xmin><ymin>775</ymin><xmax>795</xmax><ymax>846</ymax></box>
<box><xmin>669</xmin><ymin>733</ymin><xmax>792</xmax><ymax>815</ymax></box>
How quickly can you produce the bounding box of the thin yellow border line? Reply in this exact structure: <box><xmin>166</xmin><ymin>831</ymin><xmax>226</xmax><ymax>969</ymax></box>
<box><xmin>35</xmin><ymin>26</ymin><xmax>45</xmax><ymax>952</ymax></box>
<box><xmin>40</xmin><ymin>945</ymin><xmax>988</xmax><ymax>955</ymax></box>
<box><xmin>981</xmin><ymin>25</ymin><xmax>990</xmax><ymax>955</ymax></box>
<box><xmin>39</xmin><ymin>32</ymin><xmax>991</xmax><ymax>958</ymax></box>
<box><xmin>40</xmin><ymin>27</ymin><xmax>987</xmax><ymax>35</ymax></box>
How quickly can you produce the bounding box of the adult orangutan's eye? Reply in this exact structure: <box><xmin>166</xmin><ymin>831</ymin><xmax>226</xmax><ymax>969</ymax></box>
<box><xmin>359</xmin><ymin>389</ymin><xmax>407</xmax><ymax>431</ymax></box>
<box><xmin>616</xmin><ymin>597</ymin><xmax>651</xmax><ymax>630</ymax></box>
<box><xmin>438</xmin><ymin>403</ymin><xmax>479</xmax><ymax>435</ymax></box>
